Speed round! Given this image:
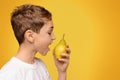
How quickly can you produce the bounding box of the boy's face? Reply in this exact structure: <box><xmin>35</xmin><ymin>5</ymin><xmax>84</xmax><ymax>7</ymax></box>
<box><xmin>34</xmin><ymin>20</ymin><xmax>56</xmax><ymax>55</ymax></box>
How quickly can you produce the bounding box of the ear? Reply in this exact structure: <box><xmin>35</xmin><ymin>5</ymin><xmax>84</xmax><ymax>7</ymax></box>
<box><xmin>24</xmin><ymin>30</ymin><xmax>35</xmax><ymax>43</ymax></box>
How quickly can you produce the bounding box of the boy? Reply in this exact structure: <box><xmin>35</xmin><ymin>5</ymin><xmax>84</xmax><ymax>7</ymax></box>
<box><xmin>0</xmin><ymin>4</ymin><xmax>70</xmax><ymax>80</ymax></box>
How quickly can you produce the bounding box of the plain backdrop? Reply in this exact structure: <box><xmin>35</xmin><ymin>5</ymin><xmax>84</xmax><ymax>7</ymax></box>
<box><xmin>0</xmin><ymin>0</ymin><xmax>120</xmax><ymax>80</ymax></box>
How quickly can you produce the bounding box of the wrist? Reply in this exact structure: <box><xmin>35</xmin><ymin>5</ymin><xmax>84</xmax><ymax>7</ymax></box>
<box><xmin>58</xmin><ymin>71</ymin><xmax>66</xmax><ymax>75</ymax></box>
<box><xmin>58</xmin><ymin>71</ymin><xmax>67</xmax><ymax>80</ymax></box>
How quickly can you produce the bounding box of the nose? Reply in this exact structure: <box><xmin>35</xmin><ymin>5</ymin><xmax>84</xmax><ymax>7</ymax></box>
<box><xmin>52</xmin><ymin>33</ymin><xmax>56</xmax><ymax>40</ymax></box>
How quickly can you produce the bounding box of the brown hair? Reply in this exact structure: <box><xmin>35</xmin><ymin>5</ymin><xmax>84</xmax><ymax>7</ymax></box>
<box><xmin>11</xmin><ymin>4</ymin><xmax>52</xmax><ymax>44</ymax></box>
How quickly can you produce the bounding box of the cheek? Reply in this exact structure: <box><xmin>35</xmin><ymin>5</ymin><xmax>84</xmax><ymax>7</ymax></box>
<box><xmin>34</xmin><ymin>38</ymin><xmax>42</xmax><ymax>50</ymax></box>
<box><xmin>34</xmin><ymin>35</ymin><xmax>51</xmax><ymax>48</ymax></box>
<box><xmin>36</xmin><ymin>40</ymin><xmax>49</xmax><ymax>54</ymax></box>
<box><xmin>35</xmin><ymin>38</ymin><xmax>48</xmax><ymax>50</ymax></box>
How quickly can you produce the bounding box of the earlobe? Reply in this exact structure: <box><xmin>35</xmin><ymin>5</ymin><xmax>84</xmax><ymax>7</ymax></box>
<box><xmin>24</xmin><ymin>30</ymin><xmax>34</xmax><ymax>43</ymax></box>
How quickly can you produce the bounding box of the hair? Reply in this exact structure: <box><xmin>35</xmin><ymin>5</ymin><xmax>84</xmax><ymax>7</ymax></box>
<box><xmin>11</xmin><ymin>4</ymin><xmax>52</xmax><ymax>44</ymax></box>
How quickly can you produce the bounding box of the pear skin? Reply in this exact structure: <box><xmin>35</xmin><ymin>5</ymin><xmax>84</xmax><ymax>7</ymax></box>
<box><xmin>54</xmin><ymin>34</ymin><xmax>67</xmax><ymax>59</ymax></box>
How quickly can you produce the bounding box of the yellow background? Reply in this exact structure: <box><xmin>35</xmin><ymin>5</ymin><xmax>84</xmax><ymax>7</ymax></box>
<box><xmin>0</xmin><ymin>0</ymin><xmax>120</xmax><ymax>80</ymax></box>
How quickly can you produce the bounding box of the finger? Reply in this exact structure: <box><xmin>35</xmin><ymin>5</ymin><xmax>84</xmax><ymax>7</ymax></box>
<box><xmin>66</xmin><ymin>44</ymin><xmax>69</xmax><ymax>47</ymax></box>
<box><xmin>58</xmin><ymin>58</ymin><xmax>69</xmax><ymax>63</ymax></box>
<box><xmin>66</xmin><ymin>47</ymin><xmax>71</xmax><ymax>54</ymax></box>
<box><xmin>61</xmin><ymin>53</ymin><xmax>70</xmax><ymax>59</ymax></box>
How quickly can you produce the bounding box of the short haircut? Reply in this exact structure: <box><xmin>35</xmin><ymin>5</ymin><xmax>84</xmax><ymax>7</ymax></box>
<box><xmin>11</xmin><ymin>4</ymin><xmax>52</xmax><ymax>44</ymax></box>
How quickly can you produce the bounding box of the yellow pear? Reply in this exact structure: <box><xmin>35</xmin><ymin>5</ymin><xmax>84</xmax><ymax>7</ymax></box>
<box><xmin>54</xmin><ymin>34</ymin><xmax>67</xmax><ymax>59</ymax></box>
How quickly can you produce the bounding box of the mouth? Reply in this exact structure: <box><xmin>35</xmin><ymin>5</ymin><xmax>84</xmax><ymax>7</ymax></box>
<box><xmin>48</xmin><ymin>41</ymin><xmax>53</xmax><ymax>49</ymax></box>
<box><xmin>48</xmin><ymin>43</ymin><xmax>52</xmax><ymax>50</ymax></box>
<box><xmin>49</xmin><ymin>41</ymin><xmax>53</xmax><ymax>45</ymax></box>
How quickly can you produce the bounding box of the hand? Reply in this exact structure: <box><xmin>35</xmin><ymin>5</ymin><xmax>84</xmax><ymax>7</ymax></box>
<box><xmin>53</xmin><ymin>45</ymin><xmax>71</xmax><ymax>73</ymax></box>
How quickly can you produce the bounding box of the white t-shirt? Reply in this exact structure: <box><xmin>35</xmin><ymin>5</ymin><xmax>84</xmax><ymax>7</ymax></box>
<box><xmin>0</xmin><ymin>57</ymin><xmax>51</xmax><ymax>80</ymax></box>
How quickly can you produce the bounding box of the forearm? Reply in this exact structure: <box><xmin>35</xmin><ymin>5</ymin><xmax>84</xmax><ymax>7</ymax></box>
<box><xmin>58</xmin><ymin>72</ymin><xmax>67</xmax><ymax>80</ymax></box>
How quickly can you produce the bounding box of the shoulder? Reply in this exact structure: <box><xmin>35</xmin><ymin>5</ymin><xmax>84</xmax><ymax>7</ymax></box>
<box><xmin>0</xmin><ymin>57</ymin><xmax>22</xmax><ymax>80</ymax></box>
<box><xmin>0</xmin><ymin>57</ymin><xmax>21</xmax><ymax>70</ymax></box>
<box><xmin>0</xmin><ymin>57</ymin><xmax>16</xmax><ymax>71</ymax></box>
<box><xmin>0</xmin><ymin>69</ymin><xmax>21</xmax><ymax>80</ymax></box>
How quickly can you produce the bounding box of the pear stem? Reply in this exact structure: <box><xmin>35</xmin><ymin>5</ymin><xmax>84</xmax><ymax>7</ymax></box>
<box><xmin>63</xmin><ymin>34</ymin><xmax>65</xmax><ymax>39</ymax></box>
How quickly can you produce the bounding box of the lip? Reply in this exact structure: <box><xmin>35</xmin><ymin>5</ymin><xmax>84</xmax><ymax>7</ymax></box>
<box><xmin>48</xmin><ymin>43</ymin><xmax>51</xmax><ymax>47</ymax></box>
<box><xmin>49</xmin><ymin>41</ymin><xmax>53</xmax><ymax>45</ymax></box>
<box><xmin>48</xmin><ymin>42</ymin><xmax>52</xmax><ymax>49</ymax></box>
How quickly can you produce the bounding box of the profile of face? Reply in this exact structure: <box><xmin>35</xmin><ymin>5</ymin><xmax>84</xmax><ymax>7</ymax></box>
<box><xmin>33</xmin><ymin>20</ymin><xmax>56</xmax><ymax>55</ymax></box>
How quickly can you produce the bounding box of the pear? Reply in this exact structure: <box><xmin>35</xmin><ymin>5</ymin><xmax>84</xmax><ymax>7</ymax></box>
<box><xmin>54</xmin><ymin>34</ymin><xmax>67</xmax><ymax>59</ymax></box>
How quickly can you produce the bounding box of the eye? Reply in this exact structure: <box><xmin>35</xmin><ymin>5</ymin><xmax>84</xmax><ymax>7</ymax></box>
<box><xmin>48</xmin><ymin>32</ymin><xmax>52</xmax><ymax>35</ymax></box>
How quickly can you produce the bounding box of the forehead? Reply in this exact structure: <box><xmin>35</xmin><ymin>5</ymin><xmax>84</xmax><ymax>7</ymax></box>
<box><xmin>40</xmin><ymin>20</ymin><xmax>53</xmax><ymax>31</ymax></box>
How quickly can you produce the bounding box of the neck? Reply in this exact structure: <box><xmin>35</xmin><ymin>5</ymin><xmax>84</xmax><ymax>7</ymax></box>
<box><xmin>15</xmin><ymin>43</ymin><xmax>36</xmax><ymax>64</ymax></box>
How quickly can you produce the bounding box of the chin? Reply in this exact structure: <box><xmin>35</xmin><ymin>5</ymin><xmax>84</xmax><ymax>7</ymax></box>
<box><xmin>39</xmin><ymin>48</ymin><xmax>49</xmax><ymax>56</ymax></box>
<box><xmin>38</xmin><ymin>51</ymin><xmax>47</xmax><ymax>56</ymax></box>
<box><xmin>38</xmin><ymin>52</ymin><xmax>46</xmax><ymax>56</ymax></box>
<box><xmin>41</xmin><ymin>51</ymin><xmax>47</xmax><ymax>56</ymax></box>
<box><xmin>42</xmin><ymin>53</ymin><xmax>47</xmax><ymax>56</ymax></box>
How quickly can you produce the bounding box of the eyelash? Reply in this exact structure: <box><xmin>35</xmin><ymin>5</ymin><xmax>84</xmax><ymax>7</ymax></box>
<box><xmin>48</xmin><ymin>32</ymin><xmax>52</xmax><ymax>35</ymax></box>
